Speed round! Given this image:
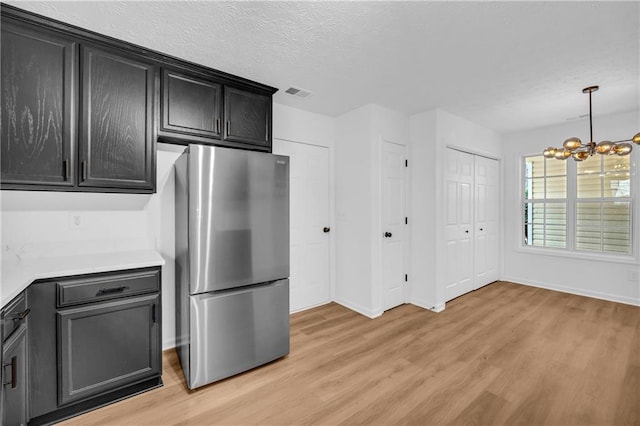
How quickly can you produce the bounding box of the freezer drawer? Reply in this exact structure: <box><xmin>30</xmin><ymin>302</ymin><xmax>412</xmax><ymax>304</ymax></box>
<box><xmin>187</xmin><ymin>279</ymin><xmax>289</xmax><ymax>389</ymax></box>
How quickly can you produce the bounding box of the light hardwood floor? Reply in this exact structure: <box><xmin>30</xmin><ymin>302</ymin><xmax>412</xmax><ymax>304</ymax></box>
<box><xmin>62</xmin><ymin>281</ymin><xmax>639</xmax><ymax>425</ymax></box>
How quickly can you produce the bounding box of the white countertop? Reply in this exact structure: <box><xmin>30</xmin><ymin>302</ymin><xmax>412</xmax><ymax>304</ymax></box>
<box><xmin>1</xmin><ymin>250</ymin><xmax>165</xmax><ymax>307</ymax></box>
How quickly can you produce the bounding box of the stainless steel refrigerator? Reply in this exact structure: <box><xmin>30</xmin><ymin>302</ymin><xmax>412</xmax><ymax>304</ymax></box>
<box><xmin>174</xmin><ymin>145</ymin><xmax>290</xmax><ymax>389</ymax></box>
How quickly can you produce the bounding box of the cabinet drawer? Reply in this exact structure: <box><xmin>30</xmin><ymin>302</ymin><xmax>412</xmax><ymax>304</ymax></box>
<box><xmin>57</xmin><ymin>268</ymin><xmax>160</xmax><ymax>307</ymax></box>
<box><xmin>2</xmin><ymin>292</ymin><xmax>28</xmax><ymax>342</ymax></box>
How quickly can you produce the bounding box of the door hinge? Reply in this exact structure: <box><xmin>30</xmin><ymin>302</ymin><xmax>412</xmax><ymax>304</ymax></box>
<box><xmin>405</xmin><ymin>159</ymin><xmax>408</xmax><ymax>167</ymax></box>
<box><xmin>405</xmin><ymin>274</ymin><xmax>408</xmax><ymax>282</ymax></box>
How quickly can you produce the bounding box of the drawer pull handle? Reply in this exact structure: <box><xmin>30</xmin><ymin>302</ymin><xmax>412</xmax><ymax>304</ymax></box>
<box><xmin>97</xmin><ymin>286</ymin><xmax>128</xmax><ymax>295</ymax></box>
<box><xmin>10</xmin><ymin>308</ymin><xmax>30</xmax><ymax>321</ymax></box>
<box><xmin>2</xmin><ymin>356</ymin><xmax>17</xmax><ymax>388</ymax></box>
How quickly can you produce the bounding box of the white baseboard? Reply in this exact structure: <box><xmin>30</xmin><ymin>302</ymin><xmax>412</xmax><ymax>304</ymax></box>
<box><xmin>502</xmin><ymin>275</ymin><xmax>640</xmax><ymax>307</ymax></box>
<box><xmin>290</xmin><ymin>300</ymin><xmax>331</xmax><ymax>314</ymax></box>
<box><xmin>333</xmin><ymin>297</ymin><xmax>382</xmax><ymax>319</ymax></box>
<box><xmin>410</xmin><ymin>297</ymin><xmax>445</xmax><ymax>313</ymax></box>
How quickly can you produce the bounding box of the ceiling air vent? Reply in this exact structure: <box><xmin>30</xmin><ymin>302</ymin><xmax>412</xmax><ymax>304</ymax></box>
<box><xmin>284</xmin><ymin>86</ymin><xmax>313</xmax><ymax>99</ymax></box>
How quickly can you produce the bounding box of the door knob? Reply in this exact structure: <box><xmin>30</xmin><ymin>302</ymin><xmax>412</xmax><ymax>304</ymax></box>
<box><xmin>323</xmin><ymin>227</ymin><xmax>330</xmax><ymax>233</ymax></box>
<box><xmin>465</xmin><ymin>230</ymin><xmax>469</xmax><ymax>234</ymax></box>
<box><xmin>480</xmin><ymin>228</ymin><xmax>484</xmax><ymax>231</ymax></box>
<box><xmin>384</xmin><ymin>232</ymin><xmax>392</xmax><ymax>238</ymax></box>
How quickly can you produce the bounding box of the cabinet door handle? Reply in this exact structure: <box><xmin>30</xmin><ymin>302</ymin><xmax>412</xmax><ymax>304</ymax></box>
<box><xmin>216</xmin><ymin>118</ymin><xmax>220</xmax><ymax>134</ymax></box>
<box><xmin>152</xmin><ymin>304</ymin><xmax>157</xmax><ymax>323</ymax></box>
<box><xmin>97</xmin><ymin>286</ymin><xmax>128</xmax><ymax>295</ymax></box>
<box><xmin>226</xmin><ymin>121</ymin><xmax>230</xmax><ymax>136</ymax></box>
<box><xmin>64</xmin><ymin>158</ymin><xmax>70</xmax><ymax>181</ymax></box>
<box><xmin>82</xmin><ymin>160</ymin><xmax>88</xmax><ymax>181</ymax></box>
<box><xmin>2</xmin><ymin>356</ymin><xmax>17</xmax><ymax>388</ymax></box>
<box><xmin>10</xmin><ymin>308</ymin><xmax>30</xmax><ymax>322</ymax></box>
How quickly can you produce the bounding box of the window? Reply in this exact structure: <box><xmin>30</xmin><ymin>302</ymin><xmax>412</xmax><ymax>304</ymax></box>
<box><xmin>523</xmin><ymin>156</ymin><xmax>567</xmax><ymax>248</ymax></box>
<box><xmin>522</xmin><ymin>154</ymin><xmax>633</xmax><ymax>255</ymax></box>
<box><xmin>576</xmin><ymin>155</ymin><xmax>631</xmax><ymax>254</ymax></box>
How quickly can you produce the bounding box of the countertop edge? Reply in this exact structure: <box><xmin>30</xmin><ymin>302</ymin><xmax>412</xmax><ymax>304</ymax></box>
<box><xmin>1</xmin><ymin>250</ymin><xmax>166</xmax><ymax>308</ymax></box>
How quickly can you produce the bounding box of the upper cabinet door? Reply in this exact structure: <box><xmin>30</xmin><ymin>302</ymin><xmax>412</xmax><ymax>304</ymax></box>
<box><xmin>224</xmin><ymin>87</ymin><xmax>271</xmax><ymax>150</ymax></box>
<box><xmin>79</xmin><ymin>45</ymin><xmax>154</xmax><ymax>191</ymax></box>
<box><xmin>160</xmin><ymin>69</ymin><xmax>222</xmax><ymax>141</ymax></box>
<box><xmin>0</xmin><ymin>21</ymin><xmax>77</xmax><ymax>188</ymax></box>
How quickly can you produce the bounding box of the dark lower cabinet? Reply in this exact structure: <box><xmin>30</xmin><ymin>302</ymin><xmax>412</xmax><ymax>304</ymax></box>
<box><xmin>58</xmin><ymin>294</ymin><xmax>160</xmax><ymax>405</ymax></box>
<box><xmin>2</xmin><ymin>323</ymin><xmax>28</xmax><ymax>426</ymax></box>
<box><xmin>224</xmin><ymin>86</ymin><xmax>271</xmax><ymax>149</ymax></box>
<box><xmin>27</xmin><ymin>267</ymin><xmax>162</xmax><ymax>425</ymax></box>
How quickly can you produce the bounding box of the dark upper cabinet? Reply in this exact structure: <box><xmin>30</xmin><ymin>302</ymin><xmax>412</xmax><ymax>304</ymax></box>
<box><xmin>79</xmin><ymin>45</ymin><xmax>155</xmax><ymax>191</ymax></box>
<box><xmin>224</xmin><ymin>87</ymin><xmax>271</xmax><ymax>149</ymax></box>
<box><xmin>0</xmin><ymin>14</ymin><xmax>156</xmax><ymax>193</ymax></box>
<box><xmin>159</xmin><ymin>69</ymin><xmax>273</xmax><ymax>152</ymax></box>
<box><xmin>160</xmin><ymin>69</ymin><xmax>222</xmax><ymax>141</ymax></box>
<box><xmin>0</xmin><ymin>20</ymin><xmax>77</xmax><ymax>188</ymax></box>
<box><xmin>1</xmin><ymin>4</ymin><xmax>277</xmax><ymax>193</ymax></box>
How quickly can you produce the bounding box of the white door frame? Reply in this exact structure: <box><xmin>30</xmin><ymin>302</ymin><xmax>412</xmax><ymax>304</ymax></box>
<box><xmin>376</xmin><ymin>137</ymin><xmax>409</xmax><ymax>313</ymax></box>
<box><xmin>441</xmin><ymin>145</ymin><xmax>502</xmax><ymax>306</ymax></box>
<box><xmin>273</xmin><ymin>137</ymin><xmax>335</xmax><ymax>312</ymax></box>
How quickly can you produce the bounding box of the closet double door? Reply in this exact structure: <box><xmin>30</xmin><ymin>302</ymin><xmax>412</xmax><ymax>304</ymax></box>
<box><xmin>445</xmin><ymin>148</ymin><xmax>499</xmax><ymax>302</ymax></box>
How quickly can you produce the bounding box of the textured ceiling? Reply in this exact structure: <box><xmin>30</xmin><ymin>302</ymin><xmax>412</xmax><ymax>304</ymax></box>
<box><xmin>8</xmin><ymin>1</ymin><xmax>640</xmax><ymax>134</ymax></box>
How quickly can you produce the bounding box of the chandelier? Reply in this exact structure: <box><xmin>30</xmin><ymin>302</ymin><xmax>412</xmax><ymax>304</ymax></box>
<box><xmin>543</xmin><ymin>86</ymin><xmax>640</xmax><ymax>161</ymax></box>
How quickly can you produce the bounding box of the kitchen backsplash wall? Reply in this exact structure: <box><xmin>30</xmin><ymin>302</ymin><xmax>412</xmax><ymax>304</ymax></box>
<box><xmin>0</xmin><ymin>145</ymin><xmax>185</xmax><ymax>348</ymax></box>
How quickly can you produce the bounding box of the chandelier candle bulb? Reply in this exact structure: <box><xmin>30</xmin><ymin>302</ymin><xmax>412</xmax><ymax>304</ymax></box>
<box><xmin>614</xmin><ymin>143</ymin><xmax>633</xmax><ymax>156</ymax></box>
<box><xmin>595</xmin><ymin>141</ymin><xmax>613</xmax><ymax>154</ymax></box>
<box><xmin>563</xmin><ymin>137</ymin><xmax>582</xmax><ymax>151</ymax></box>
<box><xmin>543</xmin><ymin>147</ymin><xmax>558</xmax><ymax>158</ymax></box>
<box><xmin>573</xmin><ymin>151</ymin><xmax>590</xmax><ymax>161</ymax></box>
<box><xmin>544</xmin><ymin>86</ymin><xmax>639</xmax><ymax>160</ymax></box>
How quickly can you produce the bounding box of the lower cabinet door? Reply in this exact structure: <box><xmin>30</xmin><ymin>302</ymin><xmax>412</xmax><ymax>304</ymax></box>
<box><xmin>57</xmin><ymin>293</ymin><xmax>160</xmax><ymax>405</ymax></box>
<box><xmin>2</xmin><ymin>324</ymin><xmax>28</xmax><ymax>426</ymax></box>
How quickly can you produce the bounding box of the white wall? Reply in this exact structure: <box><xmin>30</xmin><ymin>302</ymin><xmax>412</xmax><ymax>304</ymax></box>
<box><xmin>334</xmin><ymin>104</ymin><xmax>409</xmax><ymax>317</ymax></box>
<box><xmin>501</xmin><ymin>110</ymin><xmax>640</xmax><ymax>305</ymax></box>
<box><xmin>0</xmin><ymin>144</ymin><xmax>184</xmax><ymax>349</ymax></box>
<box><xmin>408</xmin><ymin>110</ymin><xmax>438</xmax><ymax>310</ymax></box>
<box><xmin>335</xmin><ymin>105</ymin><xmax>375</xmax><ymax>315</ymax></box>
<box><xmin>409</xmin><ymin>109</ymin><xmax>502</xmax><ymax>311</ymax></box>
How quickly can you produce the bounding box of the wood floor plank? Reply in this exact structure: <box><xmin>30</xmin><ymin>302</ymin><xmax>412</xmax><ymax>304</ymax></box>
<box><xmin>60</xmin><ymin>282</ymin><xmax>640</xmax><ymax>425</ymax></box>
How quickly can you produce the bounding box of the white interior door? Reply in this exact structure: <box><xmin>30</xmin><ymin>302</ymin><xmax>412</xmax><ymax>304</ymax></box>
<box><xmin>474</xmin><ymin>155</ymin><xmax>499</xmax><ymax>288</ymax></box>
<box><xmin>445</xmin><ymin>148</ymin><xmax>474</xmax><ymax>301</ymax></box>
<box><xmin>273</xmin><ymin>140</ymin><xmax>330</xmax><ymax>312</ymax></box>
<box><xmin>381</xmin><ymin>140</ymin><xmax>406</xmax><ymax>311</ymax></box>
